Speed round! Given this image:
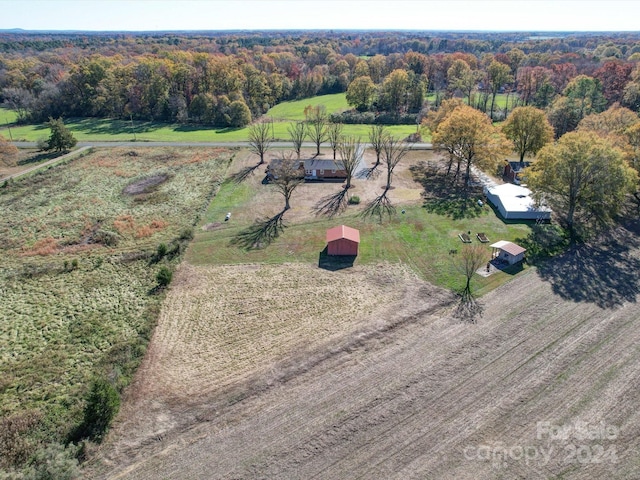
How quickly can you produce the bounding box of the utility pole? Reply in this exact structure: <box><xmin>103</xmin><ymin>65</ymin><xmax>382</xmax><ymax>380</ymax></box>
<box><xmin>5</xmin><ymin>119</ymin><xmax>12</xmax><ymax>141</ymax></box>
<box><xmin>130</xmin><ymin>114</ymin><xmax>136</xmax><ymax>141</ymax></box>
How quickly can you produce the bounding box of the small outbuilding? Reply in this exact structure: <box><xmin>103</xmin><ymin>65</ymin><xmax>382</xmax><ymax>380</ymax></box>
<box><xmin>490</xmin><ymin>240</ymin><xmax>526</xmax><ymax>265</ymax></box>
<box><xmin>503</xmin><ymin>160</ymin><xmax>531</xmax><ymax>185</ymax></box>
<box><xmin>326</xmin><ymin>225</ymin><xmax>360</xmax><ymax>256</ymax></box>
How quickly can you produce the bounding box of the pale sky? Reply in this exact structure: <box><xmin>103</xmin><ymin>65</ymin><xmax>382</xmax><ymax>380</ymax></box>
<box><xmin>0</xmin><ymin>0</ymin><xmax>639</xmax><ymax>32</ymax></box>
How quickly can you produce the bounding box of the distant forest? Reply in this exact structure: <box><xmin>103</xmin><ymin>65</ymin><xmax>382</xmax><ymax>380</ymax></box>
<box><xmin>2</xmin><ymin>30</ymin><xmax>640</xmax><ymax>134</ymax></box>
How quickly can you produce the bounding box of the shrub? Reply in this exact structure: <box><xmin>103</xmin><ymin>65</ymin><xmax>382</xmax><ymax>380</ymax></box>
<box><xmin>348</xmin><ymin>195</ymin><xmax>361</xmax><ymax>205</ymax></box>
<box><xmin>36</xmin><ymin>137</ymin><xmax>48</xmax><ymax>152</ymax></box>
<box><xmin>156</xmin><ymin>266</ymin><xmax>173</xmax><ymax>287</ymax></box>
<box><xmin>24</xmin><ymin>443</ymin><xmax>80</xmax><ymax>480</ymax></box>
<box><xmin>179</xmin><ymin>228</ymin><xmax>194</xmax><ymax>241</ymax></box>
<box><xmin>93</xmin><ymin>229</ymin><xmax>119</xmax><ymax>247</ymax></box>
<box><xmin>0</xmin><ymin>412</ymin><xmax>41</xmax><ymax>470</ymax></box>
<box><xmin>75</xmin><ymin>379</ymin><xmax>120</xmax><ymax>443</ymax></box>
<box><xmin>156</xmin><ymin>243</ymin><xmax>168</xmax><ymax>259</ymax></box>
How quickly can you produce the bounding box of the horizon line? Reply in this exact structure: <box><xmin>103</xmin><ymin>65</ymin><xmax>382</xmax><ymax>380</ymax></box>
<box><xmin>2</xmin><ymin>28</ymin><xmax>639</xmax><ymax>34</ymax></box>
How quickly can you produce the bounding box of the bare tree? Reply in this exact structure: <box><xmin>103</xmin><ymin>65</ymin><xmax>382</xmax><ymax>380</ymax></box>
<box><xmin>368</xmin><ymin>124</ymin><xmax>388</xmax><ymax>168</ymax></box>
<box><xmin>361</xmin><ymin>135</ymin><xmax>408</xmax><ymax>223</ymax></box>
<box><xmin>456</xmin><ymin>244</ymin><xmax>487</xmax><ymax>297</ymax></box>
<box><xmin>453</xmin><ymin>244</ymin><xmax>487</xmax><ymax>323</ymax></box>
<box><xmin>382</xmin><ymin>135</ymin><xmax>409</xmax><ymax>191</ymax></box>
<box><xmin>2</xmin><ymin>87</ymin><xmax>33</xmax><ymax>123</ymax></box>
<box><xmin>338</xmin><ymin>136</ymin><xmax>362</xmax><ymax>190</ymax></box>
<box><xmin>305</xmin><ymin>105</ymin><xmax>328</xmax><ymax>156</ymax></box>
<box><xmin>248</xmin><ymin>119</ymin><xmax>273</xmax><ymax>165</ymax></box>
<box><xmin>270</xmin><ymin>152</ymin><xmax>305</xmax><ymax>211</ymax></box>
<box><xmin>327</xmin><ymin>122</ymin><xmax>344</xmax><ymax>160</ymax></box>
<box><xmin>287</xmin><ymin>121</ymin><xmax>306</xmax><ymax>159</ymax></box>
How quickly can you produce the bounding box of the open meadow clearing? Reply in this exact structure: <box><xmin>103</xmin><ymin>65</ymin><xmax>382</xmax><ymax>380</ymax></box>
<box><xmin>0</xmin><ymin>146</ymin><xmax>232</xmax><ymax>462</ymax></box>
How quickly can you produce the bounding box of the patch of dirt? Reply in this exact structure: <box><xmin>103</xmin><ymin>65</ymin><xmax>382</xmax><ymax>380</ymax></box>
<box><xmin>122</xmin><ymin>174</ymin><xmax>169</xmax><ymax>195</ymax></box>
<box><xmin>201</xmin><ymin>222</ymin><xmax>222</xmax><ymax>231</ymax></box>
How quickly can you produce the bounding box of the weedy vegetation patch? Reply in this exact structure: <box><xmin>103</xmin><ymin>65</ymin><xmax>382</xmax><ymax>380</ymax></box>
<box><xmin>0</xmin><ymin>147</ymin><xmax>232</xmax><ymax>475</ymax></box>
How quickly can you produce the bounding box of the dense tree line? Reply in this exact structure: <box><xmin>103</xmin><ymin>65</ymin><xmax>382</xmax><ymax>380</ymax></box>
<box><xmin>2</xmin><ymin>31</ymin><xmax>640</xmax><ymax>129</ymax></box>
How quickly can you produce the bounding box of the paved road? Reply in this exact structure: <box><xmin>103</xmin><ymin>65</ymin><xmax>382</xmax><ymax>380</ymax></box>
<box><xmin>11</xmin><ymin>140</ymin><xmax>434</xmax><ymax>150</ymax></box>
<box><xmin>5</xmin><ymin>141</ymin><xmax>432</xmax><ymax>182</ymax></box>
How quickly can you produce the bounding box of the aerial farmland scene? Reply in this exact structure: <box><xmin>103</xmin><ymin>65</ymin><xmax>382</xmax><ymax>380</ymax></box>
<box><xmin>1</xmin><ymin>1</ymin><xmax>640</xmax><ymax>478</ymax></box>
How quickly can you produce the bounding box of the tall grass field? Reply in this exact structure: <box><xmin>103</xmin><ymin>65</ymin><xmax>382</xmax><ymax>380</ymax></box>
<box><xmin>0</xmin><ymin>146</ymin><xmax>232</xmax><ymax>470</ymax></box>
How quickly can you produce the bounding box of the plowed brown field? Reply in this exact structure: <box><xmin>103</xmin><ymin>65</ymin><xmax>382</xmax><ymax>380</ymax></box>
<box><xmin>88</xmin><ymin>220</ymin><xmax>640</xmax><ymax>479</ymax></box>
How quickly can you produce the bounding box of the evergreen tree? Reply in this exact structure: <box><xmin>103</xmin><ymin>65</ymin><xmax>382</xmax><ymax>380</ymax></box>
<box><xmin>45</xmin><ymin>117</ymin><xmax>77</xmax><ymax>152</ymax></box>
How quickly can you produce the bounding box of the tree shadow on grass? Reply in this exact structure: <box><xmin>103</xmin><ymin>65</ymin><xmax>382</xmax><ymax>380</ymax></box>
<box><xmin>410</xmin><ymin>163</ymin><xmax>485</xmax><ymax>220</ymax></box>
<box><xmin>534</xmin><ymin>220</ymin><xmax>640</xmax><ymax>309</ymax></box>
<box><xmin>17</xmin><ymin>151</ymin><xmax>60</xmax><ymax>165</ymax></box>
<box><xmin>312</xmin><ymin>188</ymin><xmax>349</xmax><ymax>218</ymax></box>
<box><xmin>68</xmin><ymin>117</ymin><xmax>161</xmax><ymax>135</ymax></box>
<box><xmin>361</xmin><ymin>190</ymin><xmax>395</xmax><ymax>223</ymax></box>
<box><xmin>229</xmin><ymin>210</ymin><xmax>286</xmax><ymax>250</ymax></box>
<box><xmin>173</xmin><ymin>124</ymin><xmax>243</xmax><ymax>134</ymax></box>
<box><xmin>318</xmin><ymin>246</ymin><xmax>356</xmax><ymax>271</ymax></box>
<box><xmin>228</xmin><ymin>162</ymin><xmax>263</xmax><ymax>184</ymax></box>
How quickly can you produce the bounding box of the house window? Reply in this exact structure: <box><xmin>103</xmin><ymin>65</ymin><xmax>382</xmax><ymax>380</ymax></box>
<box><xmin>320</xmin><ymin>169</ymin><xmax>324</xmax><ymax>175</ymax></box>
<box><xmin>331</xmin><ymin>169</ymin><xmax>336</xmax><ymax>173</ymax></box>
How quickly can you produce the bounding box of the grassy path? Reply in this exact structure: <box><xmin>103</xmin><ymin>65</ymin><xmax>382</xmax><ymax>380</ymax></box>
<box><xmin>3</xmin><ymin>146</ymin><xmax>92</xmax><ymax>181</ymax></box>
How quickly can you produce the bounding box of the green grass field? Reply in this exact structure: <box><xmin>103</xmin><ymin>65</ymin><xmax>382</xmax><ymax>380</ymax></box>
<box><xmin>187</xmin><ymin>152</ymin><xmax>531</xmax><ymax>294</ymax></box>
<box><xmin>0</xmin><ymin>107</ymin><xmax>19</xmax><ymax>125</ymax></box>
<box><xmin>266</xmin><ymin>93</ymin><xmax>350</xmax><ymax>121</ymax></box>
<box><xmin>189</xmin><ymin>205</ymin><xmax>530</xmax><ymax>294</ymax></box>
<box><xmin>1</xmin><ymin>115</ymin><xmax>419</xmax><ymax>143</ymax></box>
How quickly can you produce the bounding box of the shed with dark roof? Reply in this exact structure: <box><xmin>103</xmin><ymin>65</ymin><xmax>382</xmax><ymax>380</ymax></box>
<box><xmin>326</xmin><ymin>225</ymin><xmax>360</xmax><ymax>256</ymax></box>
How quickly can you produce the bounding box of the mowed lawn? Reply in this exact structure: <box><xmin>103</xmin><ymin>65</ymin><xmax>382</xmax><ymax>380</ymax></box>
<box><xmin>0</xmin><ymin>107</ymin><xmax>19</xmax><ymax>125</ymax></box>
<box><xmin>1</xmin><ymin>114</ymin><xmax>419</xmax><ymax>143</ymax></box>
<box><xmin>0</xmin><ymin>93</ymin><xmax>419</xmax><ymax>143</ymax></box>
<box><xmin>187</xmin><ymin>148</ymin><xmax>532</xmax><ymax>294</ymax></box>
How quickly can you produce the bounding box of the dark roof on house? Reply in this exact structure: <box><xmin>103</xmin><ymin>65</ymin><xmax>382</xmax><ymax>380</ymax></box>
<box><xmin>326</xmin><ymin>225</ymin><xmax>360</xmax><ymax>243</ymax></box>
<box><xmin>304</xmin><ymin>159</ymin><xmax>343</xmax><ymax>170</ymax></box>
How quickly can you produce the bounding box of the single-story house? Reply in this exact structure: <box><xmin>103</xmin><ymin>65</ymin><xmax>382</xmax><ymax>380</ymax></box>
<box><xmin>265</xmin><ymin>158</ymin><xmax>304</xmax><ymax>181</ymax></box>
<box><xmin>503</xmin><ymin>160</ymin><xmax>531</xmax><ymax>185</ymax></box>
<box><xmin>326</xmin><ymin>225</ymin><xmax>360</xmax><ymax>256</ymax></box>
<box><xmin>266</xmin><ymin>158</ymin><xmax>347</xmax><ymax>182</ymax></box>
<box><xmin>303</xmin><ymin>159</ymin><xmax>347</xmax><ymax>181</ymax></box>
<box><xmin>490</xmin><ymin>240</ymin><xmax>526</xmax><ymax>265</ymax></box>
<box><xmin>484</xmin><ymin>183</ymin><xmax>551</xmax><ymax>221</ymax></box>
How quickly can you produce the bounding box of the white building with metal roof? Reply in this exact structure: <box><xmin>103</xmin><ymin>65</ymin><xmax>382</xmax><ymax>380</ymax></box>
<box><xmin>484</xmin><ymin>184</ymin><xmax>551</xmax><ymax>221</ymax></box>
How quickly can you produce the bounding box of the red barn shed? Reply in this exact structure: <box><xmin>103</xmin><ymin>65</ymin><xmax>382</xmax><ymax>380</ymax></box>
<box><xmin>326</xmin><ymin>225</ymin><xmax>360</xmax><ymax>256</ymax></box>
